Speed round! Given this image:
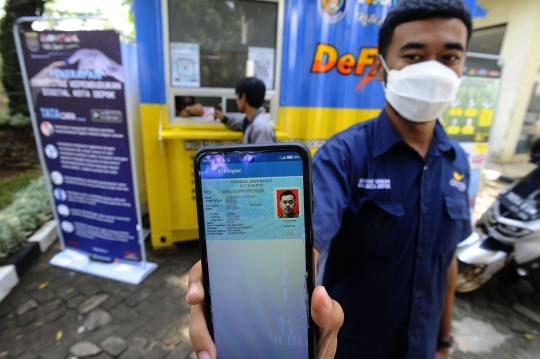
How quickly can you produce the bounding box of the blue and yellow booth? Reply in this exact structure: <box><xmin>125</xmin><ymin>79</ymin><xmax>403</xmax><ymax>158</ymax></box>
<box><xmin>132</xmin><ymin>0</ymin><xmax>488</xmax><ymax>248</ymax></box>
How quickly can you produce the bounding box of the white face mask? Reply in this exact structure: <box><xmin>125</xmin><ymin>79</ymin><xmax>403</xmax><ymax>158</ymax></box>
<box><xmin>379</xmin><ymin>55</ymin><xmax>462</xmax><ymax>123</ymax></box>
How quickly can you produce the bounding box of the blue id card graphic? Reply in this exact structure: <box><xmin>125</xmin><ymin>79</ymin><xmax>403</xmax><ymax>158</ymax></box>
<box><xmin>196</xmin><ymin>146</ymin><xmax>314</xmax><ymax>359</ymax></box>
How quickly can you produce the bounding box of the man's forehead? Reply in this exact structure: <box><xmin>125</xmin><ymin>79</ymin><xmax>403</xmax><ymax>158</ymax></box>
<box><xmin>391</xmin><ymin>17</ymin><xmax>468</xmax><ymax>49</ymax></box>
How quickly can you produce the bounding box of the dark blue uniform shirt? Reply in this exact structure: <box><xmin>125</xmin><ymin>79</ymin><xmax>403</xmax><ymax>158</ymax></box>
<box><xmin>313</xmin><ymin>110</ymin><xmax>471</xmax><ymax>359</ymax></box>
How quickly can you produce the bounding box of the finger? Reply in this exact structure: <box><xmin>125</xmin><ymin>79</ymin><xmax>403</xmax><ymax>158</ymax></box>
<box><xmin>189</xmin><ymin>301</ymin><xmax>217</xmax><ymax>359</ymax></box>
<box><xmin>311</xmin><ymin>286</ymin><xmax>343</xmax><ymax>359</ymax></box>
<box><xmin>186</xmin><ymin>260</ymin><xmax>205</xmax><ymax>305</ymax></box>
<box><xmin>311</xmin><ymin>286</ymin><xmax>343</xmax><ymax>331</ymax></box>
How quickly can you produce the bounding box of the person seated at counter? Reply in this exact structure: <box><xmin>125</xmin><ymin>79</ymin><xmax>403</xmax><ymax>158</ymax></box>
<box><xmin>176</xmin><ymin>96</ymin><xmax>204</xmax><ymax>117</ymax></box>
<box><xmin>214</xmin><ymin>77</ymin><xmax>276</xmax><ymax>144</ymax></box>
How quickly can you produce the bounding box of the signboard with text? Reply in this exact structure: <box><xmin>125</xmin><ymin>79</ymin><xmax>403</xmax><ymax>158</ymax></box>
<box><xmin>278</xmin><ymin>0</ymin><xmax>493</xmax><ymax>209</ymax></box>
<box><xmin>442</xmin><ymin>57</ymin><xmax>502</xmax><ymax>208</ymax></box>
<box><xmin>19</xmin><ymin>30</ymin><xmax>142</xmax><ymax>264</ymax></box>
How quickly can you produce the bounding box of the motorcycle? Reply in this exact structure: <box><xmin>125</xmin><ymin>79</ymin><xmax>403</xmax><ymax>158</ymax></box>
<box><xmin>456</xmin><ymin>139</ymin><xmax>540</xmax><ymax>294</ymax></box>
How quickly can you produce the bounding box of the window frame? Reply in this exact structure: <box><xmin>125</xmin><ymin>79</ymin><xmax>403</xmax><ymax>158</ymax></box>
<box><xmin>161</xmin><ymin>0</ymin><xmax>284</xmax><ymax>126</ymax></box>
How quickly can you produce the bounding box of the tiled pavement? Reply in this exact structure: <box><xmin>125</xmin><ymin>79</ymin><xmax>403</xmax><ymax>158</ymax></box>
<box><xmin>1</xmin><ymin>170</ymin><xmax>540</xmax><ymax>358</ymax></box>
<box><xmin>0</xmin><ymin>241</ymin><xmax>200</xmax><ymax>359</ymax></box>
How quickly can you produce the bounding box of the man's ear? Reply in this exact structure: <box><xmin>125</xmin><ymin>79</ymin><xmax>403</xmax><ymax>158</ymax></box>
<box><xmin>373</xmin><ymin>54</ymin><xmax>386</xmax><ymax>82</ymax></box>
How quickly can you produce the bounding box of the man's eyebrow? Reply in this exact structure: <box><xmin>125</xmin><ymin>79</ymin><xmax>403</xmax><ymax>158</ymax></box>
<box><xmin>400</xmin><ymin>42</ymin><xmax>425</xmax><ymax>51</ymax></box>
<box><xmin>445</xmin><ymin>42</ymin><xmax>465</xmax><ymax>51</ymax></box>
<box><xmin>399</xmin><ymin>42</ymin><xmax>465</xmax><ymax>52</ymax></box>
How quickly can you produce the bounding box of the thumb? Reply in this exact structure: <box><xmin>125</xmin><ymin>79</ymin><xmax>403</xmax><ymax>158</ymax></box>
<box><xmin>311</xmin><ymin>286</ymin><xmax>343</xmax><ymax>333</ymax></box>
<box><xmin>311</xmin><ymin>286</ymin><xmax>344</xmax><ymax>359</ymax></box>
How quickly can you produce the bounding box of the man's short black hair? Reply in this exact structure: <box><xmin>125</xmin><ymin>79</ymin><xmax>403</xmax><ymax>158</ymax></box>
<box><xmin>175</xmin><ymin>96</ymin><xmax>195</xmax><ymax>111</ymax></box>
<box><xmin>280</xmin><ymin>190</ymin><xmax>296</xmax><ymax>200</ymax></box>
<box><xmin>378</xmin><ymin>0</ymin><xmax>472</xmax><ymax>58</ymax></box>
<box><xmin>236</xmin><ymin>77</ymin><xmax>265</xmax><ymax>108</ymax></box>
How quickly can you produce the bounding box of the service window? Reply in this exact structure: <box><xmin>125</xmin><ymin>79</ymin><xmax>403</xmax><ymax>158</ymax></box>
<box><xmin>164</xmin><ymin>0</ymin><xmax>281</xmax><ymax>124</ymax></box>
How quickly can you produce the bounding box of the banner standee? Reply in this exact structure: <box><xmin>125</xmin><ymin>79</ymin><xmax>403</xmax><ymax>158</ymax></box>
<box><xmin>14</xmin><ymin>17</ymin><xmax>156</xmax><ymax>285</ymax></box>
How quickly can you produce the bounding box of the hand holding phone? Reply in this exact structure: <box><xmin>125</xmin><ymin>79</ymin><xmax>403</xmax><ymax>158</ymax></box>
<box><xmin>193</xmin><ymin>144</ymin><xmax>331</xmax><ymax>359</ymax></box>
<box><xmin>186</xmin><ymin>261</ymin><xmax>344</xmax><ymax>359</ymax></box>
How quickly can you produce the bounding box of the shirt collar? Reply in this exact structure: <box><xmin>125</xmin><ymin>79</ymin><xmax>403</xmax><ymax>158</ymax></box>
<box><xmin>244</xmin><ymin>107</ymin><xmax>265</xmax><ymax>125</ymax></box>
<box><xmin>431</xmin><ymin>118</ymin><xmax>455</xmax><ymax>160</ymax></box>
<box><xmin>373</xmin><ymin>109</ymin><xmax>455</xmax><ymax>159</ymax></box>
<box><xmin>373</xmin><ymin>110</ymin><xmax>405</xmax><ymax>158</ymax></box>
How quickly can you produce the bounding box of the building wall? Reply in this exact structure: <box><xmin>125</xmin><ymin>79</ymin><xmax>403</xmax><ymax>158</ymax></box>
<box><xmin>475</xmin><ymin>0</ymin><xmax>540</xmax><ymax>162</ymax></box>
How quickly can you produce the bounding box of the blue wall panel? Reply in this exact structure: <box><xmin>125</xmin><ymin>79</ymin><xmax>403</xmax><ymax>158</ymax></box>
<box><xmin>133</xmin><ymin>0</ymin><xmax>166</xmax><ymax>104</ymax></box>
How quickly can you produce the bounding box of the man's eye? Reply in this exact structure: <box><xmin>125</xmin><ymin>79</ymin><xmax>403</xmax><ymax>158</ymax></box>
<box><xmin>404</xmin><ymin>54</ymin><xmax>421</xmax><ymax>61</ymax></box>
<box><xmin>442</xmin><ymin>54</ymin><xmax>459</xmax><ymax>62</ymax></box>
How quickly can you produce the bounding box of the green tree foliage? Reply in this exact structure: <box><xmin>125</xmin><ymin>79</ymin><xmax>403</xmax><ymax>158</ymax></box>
<box><xmin>0</xmin><ymin>176</ymin><xmax>51</xmax><ymax>259</ymax></box>
<box><xmin>0</xmin><ymin>0</ymin><xmax>47</xmax><ymax>115</ymax></box>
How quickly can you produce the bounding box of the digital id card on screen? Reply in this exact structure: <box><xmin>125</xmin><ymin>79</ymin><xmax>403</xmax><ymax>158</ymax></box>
<box><xmin>200</xmin><ymin>152</ymin><xmax>309</xmax><ymax>359</ymax></box>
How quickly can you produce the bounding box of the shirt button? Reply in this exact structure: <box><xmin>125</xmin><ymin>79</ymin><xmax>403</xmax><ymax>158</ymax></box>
<box><xmin>423</xmin><ymin>166</ymin><xmax>428</xmax><ymax>171</ymax></box>
<box><xmin>423</xmin><ymin>206</ymin><xmax>428</xmax><ymax>214</ymax></box>
<box><xmin>419</xmin><ymin>251</ymin><xmax>425</xmax><ymax>258</ymax></box>
<box><xmin>416</xmin><ymin>291</ymin><xmax>422</xmax><ymax>298</ymax></box>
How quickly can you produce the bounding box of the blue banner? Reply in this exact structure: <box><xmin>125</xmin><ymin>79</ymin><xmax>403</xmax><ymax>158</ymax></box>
<box><xmin>20</xmin><ymin>30</ymin><xmax>142</xmax><ymax>263</ymax></box>
<box><xmin>279</xmin><ymin>0</ymin><xmax>481</xmax><ymax>109</ymax></box>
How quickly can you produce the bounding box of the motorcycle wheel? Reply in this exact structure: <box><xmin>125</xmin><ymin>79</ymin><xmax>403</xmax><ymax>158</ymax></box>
<box><xmin>456</xmin><ymin>263</ymin><xmax>483</xmax><ymax>293</ymax></box>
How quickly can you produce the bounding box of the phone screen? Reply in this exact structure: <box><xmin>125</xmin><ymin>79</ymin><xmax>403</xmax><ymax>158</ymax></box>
<box><xmin>197</xmin><ymin>149</ymin><xmax>313</xmax><ymax>359</ymax></box>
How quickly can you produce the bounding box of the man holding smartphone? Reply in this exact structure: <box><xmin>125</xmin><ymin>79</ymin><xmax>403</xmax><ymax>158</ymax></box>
<box><xmin>313</xmin><ymin>1</ymin><xmax>471</xmax><ymax>358</ymax></box>
<box><xmin>187</xmin><ymin>0</ymin><xmax>471</xmax><ymax>358</ymax></box>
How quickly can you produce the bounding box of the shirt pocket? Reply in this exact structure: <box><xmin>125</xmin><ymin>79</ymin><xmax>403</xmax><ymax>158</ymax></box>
<box><xmin>350</xmin><ymin>196</ymin><xmax>404</xmax><ymax>260</ymax></box>
<box><xmin>442</xmin><ymin>192</ymin><xmax>470</xmax><ymax>255</ymax></box>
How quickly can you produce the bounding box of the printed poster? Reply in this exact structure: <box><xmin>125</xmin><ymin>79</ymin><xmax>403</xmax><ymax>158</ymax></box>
<box><xmin>20</xmin><ymin>30</ymin><xmax>142</xmax><ymax>263</ymax></box>
<box><xmin>170</xmin><ymin>42</ymin><xmax>200</xmax><ymax>87</ymax></box>
<box><xmin>248</xmin><ymin>47</ymin><xmax>275</xmax><ymax>90</ymax></box>
<box><xmin>442</xmin><ymin>57</ymin><xmax>502</xmax><ymax>208</ymax></box>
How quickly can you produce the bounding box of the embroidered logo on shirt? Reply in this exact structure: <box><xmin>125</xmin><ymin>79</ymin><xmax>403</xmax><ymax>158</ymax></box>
<box><xmin>453</xmin><ymin>172</ymin><xmax>465</xmax><ymax>181</ymax></box>
<box><xmin>449</xmin><ymin>172</ymin><xmax>467</xmax><ymax>192</ymax></box>
<box><xmin>357</xmin><ymin>178</ymin><xmax>391</xmax><ymax>189</ymax></box>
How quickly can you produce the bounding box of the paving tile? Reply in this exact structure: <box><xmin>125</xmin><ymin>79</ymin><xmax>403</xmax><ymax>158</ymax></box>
<box><xmin>164</xmin><ymin>341</ymin><xmax>193</xmax><ymax>359</ymax></box>
<box><xmin>100</xmin><ymin>292</ymin><xmax>128</xmax><ymax>311</ymax></box>
<box><xmin>147</xmin><ymin>287</ymin><xmax>172</xmax><ymax>303</ymax></box>
<box><xmin>11</xmin><ymin>353</ymin><xmax>39</xmax><ymax>359</ymax></box>
<box><xmin>37</xmin><ymin>344</ymin><xmax>70</xmax><ymax>359</ymax></box>
<box><xmin>78</xmin><ymin>284</ymin><xmax>101</xmax><ymax>297</ymax></box>
<box><xmin>117</xmin><ymin>347</ymin><xmax>142</xmax><ymax>359</ymax></box>
<box><xmin>145</xmin><ymin>346</ymin><xmax>170</xmax><ymax>359</ymax></box>
<box><xmin>101</xmin><ymin>335</ymin><xmax>127</xmax><ymax>357</ymax></box>
<box><xmin>0</xmin><ymin>301</ymin><xmax>14</xmax><ymax>318</ymax></box>
<box><xmin>110</xmin><ymin>303</ymin><xmax>132</xmax><ymax>321</ymax></box>
<box><xmin>66</xmin><ymin>295</ymin><xmax>86</xmax><ymax>309</ymax></box>
<box><xmin>509</xmin><ymin>316</ymin><xmax>532</xmax><ymax>333</ymax></box>
<box><xmin>116</xmin><ymin>317</ymin><xmax>149</xmax><ymax>338</ymax></box>
<box><xmin>17</xmin><ymin>312</ymin><xmax>36</xmax><ymax>327</ymax></box>
<box><xmin>91</xmin><ymin>353</ymin><xmax>114</xmax><ymax>359</ymax></box>
<box><xmin>29</xmin><ymin>288</ymin><xmax>56</xmax><ymax>304</ymax></box>
<box><xmin>513</xmin><ymin>303</ymin><xmax>540</xmax><ymax>325</ymax></box>
<box><xmin>57</xmin><ymin>286</ymin><xmax>80</xmax><ymax>301</ymax></box>
<box><xmin>471</xmin><ymin>290</ymin><xmax>489</xmax><ymax>308</ymax></box>
<box><xmin>78</xmin><ymin>294</ymin><xmax>110</xmax><ymax>314</ymax></box>
<box><xmin>135</xmin><ymin>300</ymin><xmax>162</xmax><ymax>318</ymax></box>
<box><xmin>124</xmin><ymin>287</ymin><xmax>153</xmax><ymax>308</ymax></box>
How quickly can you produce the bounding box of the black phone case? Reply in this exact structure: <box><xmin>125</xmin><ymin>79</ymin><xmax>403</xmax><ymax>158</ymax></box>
<box><xmin>193</xmin><ymin>143</ymin><xmax>316</xmax><ymax>359</ymax></box>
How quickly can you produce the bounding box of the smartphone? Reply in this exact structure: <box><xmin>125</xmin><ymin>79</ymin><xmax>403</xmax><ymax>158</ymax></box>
<box><xmin>194</xmin><ymin>143</ymin><xmax>316</xmax><ymax>359</ymax></box>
